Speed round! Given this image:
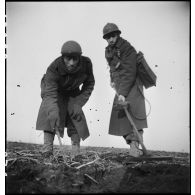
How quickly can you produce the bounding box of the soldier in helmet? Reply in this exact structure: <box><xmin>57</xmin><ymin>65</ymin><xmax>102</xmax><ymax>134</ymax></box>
<box><xmin>103</xmin><ymin>23</ymin><xmax>148</xmax><ymax>157</ymax></box>
<box><xmin>36</xmin><ymin>40</ymin><xmax>95</xmax><ymax>157</ymax></box>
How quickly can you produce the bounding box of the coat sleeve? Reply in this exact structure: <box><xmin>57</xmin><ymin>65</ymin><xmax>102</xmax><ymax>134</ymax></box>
<box><xmin>74</xmin><ymin>58</ymin><xmax>95</xmax><ymax>107</ymax></box>
<box><xmin>118</xmin><ymin>43</ymin><xmax>137</xmax><ymax>97</ymax></box>
<box><xmin>43</xmin><ymin>64</ymin><xmax>59</xmax><ymax>115</ymax></box>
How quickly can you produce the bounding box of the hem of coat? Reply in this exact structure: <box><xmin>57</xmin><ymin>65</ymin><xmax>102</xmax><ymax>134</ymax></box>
<box><xmin>81</xmin><ymin>134</ymin><xmax>89</xmax><ymax>141</ymax></box>
<box><xmin>36</xmin><ymin>129</ymin><xmax>90</xmax><ymax>141</ymax></box>
<box><xmin>108</xmin><ymin>132</ymin><xmax>127</xmax><ymax>136</ymax></box>
<box><xmin>35</xmin><ymin>128</ymin><xmax>65</xmax><ymax>138</ymax></box>
<box><xmin>109</xmin><ymin>125</ymin><xmax>148</xmax><ymax>136</ymax></box>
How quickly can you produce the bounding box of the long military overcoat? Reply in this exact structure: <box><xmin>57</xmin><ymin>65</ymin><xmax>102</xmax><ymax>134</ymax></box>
<box><xmin>36</xmin><ymin>56</ymin><xmax>95</xmax><ymax>140</ymax></box>
<box><xmin>105</xmin><ymin>37</ymin><xmax>148</xmax><ymax>136</ymax></box>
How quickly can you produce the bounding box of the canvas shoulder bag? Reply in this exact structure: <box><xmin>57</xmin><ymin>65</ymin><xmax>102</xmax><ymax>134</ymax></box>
<box><xmin>136</xmin><ymin>51</ymin><xmax>157</xmax><ymax>89</ymax></box>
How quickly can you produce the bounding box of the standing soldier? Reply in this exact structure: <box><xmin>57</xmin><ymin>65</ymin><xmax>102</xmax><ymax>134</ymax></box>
<box><xmin>36</xmin><ymin>40</ymin><xmax>95</xmax><ymax>157</ymax></box>
<box><xmin>103</xmin><ymin>23</ymin><xmax>148</xmax><ymax>157</ymax></box>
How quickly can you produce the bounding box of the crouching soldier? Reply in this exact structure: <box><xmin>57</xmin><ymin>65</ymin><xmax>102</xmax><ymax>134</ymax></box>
<box><xmin>36</xmin><ymin>40</ymin><xmax>95</xmax><ymax>157</ymax></box>
<box><xmin>102</xmin><ymin>23</ymin><xmax>148</xmax><ymax>157</ymax></box>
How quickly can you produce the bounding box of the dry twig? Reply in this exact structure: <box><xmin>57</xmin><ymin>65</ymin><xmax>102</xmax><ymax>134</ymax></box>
<box><xmin>76</xmin><ymin>153</ymin><xmax>100</xmax><ymax>169</ymax></box>
<box><xmin>84</xmin><ymin>173</ymin><xmax>99</xmax><ymax>184</ymax></box>
<box><xmin>70</xmin><ymin>162</ymin><xmax>80</xmax><ymax>166</ymax></box>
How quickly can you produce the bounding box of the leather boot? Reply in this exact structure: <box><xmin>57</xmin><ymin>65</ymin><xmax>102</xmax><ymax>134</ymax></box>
<box><xmin>128</xmin><ymin>130</ymin><xmax>144</xmax><ymax>157</ymax></box>
<box><xmin>71</xmin><ymin>134</ymin><xmax>80</xmax><ymax>154</ymax></box>
<box><xmin>129</xmin><ymin>141</ymin><xmax>143</xmax><ymax>157</ymax></box>
<box><xmin>42</xmin><ymin>131</ymin><xmax>55</xmax><ymax>158</ymax></box>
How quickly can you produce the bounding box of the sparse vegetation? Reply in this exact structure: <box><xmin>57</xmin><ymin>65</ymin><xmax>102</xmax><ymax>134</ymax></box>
<box><xmin>6</xmin><ymin>141</ymin><xmax>190</xmax><ymax>193</ymax></box>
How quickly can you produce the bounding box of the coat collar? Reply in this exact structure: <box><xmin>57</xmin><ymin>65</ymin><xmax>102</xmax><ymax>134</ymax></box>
<box><xmin>115</xmin><ymin>37</ymin><xmax>124</xmax><ymax>48</ymax></box>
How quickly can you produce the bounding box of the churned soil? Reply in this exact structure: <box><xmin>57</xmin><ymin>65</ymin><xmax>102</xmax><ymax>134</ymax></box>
<box><xmin>6</xmin><ymin>141</ymin><xmax>190</xmax><ymax>194</ymax></box>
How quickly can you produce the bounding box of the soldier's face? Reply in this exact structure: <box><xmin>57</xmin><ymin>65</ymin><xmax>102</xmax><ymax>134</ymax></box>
<box><xmin>105</xmin><ymin>33</ymin><xmax>118</xmax><ymax>46</ymax></box>
<box><xmin>63</xmin><ymin>55</ymin><xmax>80</xmax><ymax>71</ymax></box>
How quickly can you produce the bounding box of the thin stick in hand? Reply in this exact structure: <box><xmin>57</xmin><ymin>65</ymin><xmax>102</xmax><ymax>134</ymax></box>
<box><xmin>56</xmin><ymin>130</ymin><xmax>62</xmax><ymax>146</ymax></box>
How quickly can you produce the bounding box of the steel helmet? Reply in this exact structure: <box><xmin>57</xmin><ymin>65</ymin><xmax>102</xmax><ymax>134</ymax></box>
<box><xmin>103</xmin><ymin>23</ymin><xmax>121</xmax><ymax>39</ymax></box>
<box><xmin>61</xmin><ymin>40</ymin><xmax>82</xmax><ymax>55</ymax></box>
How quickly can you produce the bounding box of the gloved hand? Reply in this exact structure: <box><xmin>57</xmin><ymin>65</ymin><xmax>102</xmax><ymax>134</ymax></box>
<box><xmin>48</xmin><ymin>111</ymin><xmax>60</xmax><ymax>131</ymax></box>
<box><xmin>69</xmin><ymin>104</ymin><xmax>82</xmax><ymax>119</ymax></box>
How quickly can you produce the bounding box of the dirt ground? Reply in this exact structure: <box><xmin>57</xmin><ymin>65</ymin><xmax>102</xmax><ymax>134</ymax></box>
<box><xmin>6</xmin><ymin>141</ymin><xmax>190</xmax><ymax>194</ymax></box>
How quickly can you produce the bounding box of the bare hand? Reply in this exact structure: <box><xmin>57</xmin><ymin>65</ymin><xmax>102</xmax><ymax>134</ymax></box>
<box><xmin>118</xmin><ymin>95</ymin><xmax>129</xmax><ymax>107</ymax></box>
<box><xmin>110</xmin><ymin>82</ymin><xmax>115</xmax><ymax>88</ymax></box>
<box><xmin>118</xmin><ymin>95</ymin><xmax>125</xmax><ymax>102</ymax></box>
<box><xmin>48</xmin><ymin>111</ymin><xmax>60</xmax><ymax>131</ymax></box>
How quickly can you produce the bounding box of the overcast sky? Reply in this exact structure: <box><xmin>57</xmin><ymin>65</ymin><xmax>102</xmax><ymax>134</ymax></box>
<box><xmin>5</xmin><ymin>1</ymin><xmax>190</xmax><ymax>152</ymax></box>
